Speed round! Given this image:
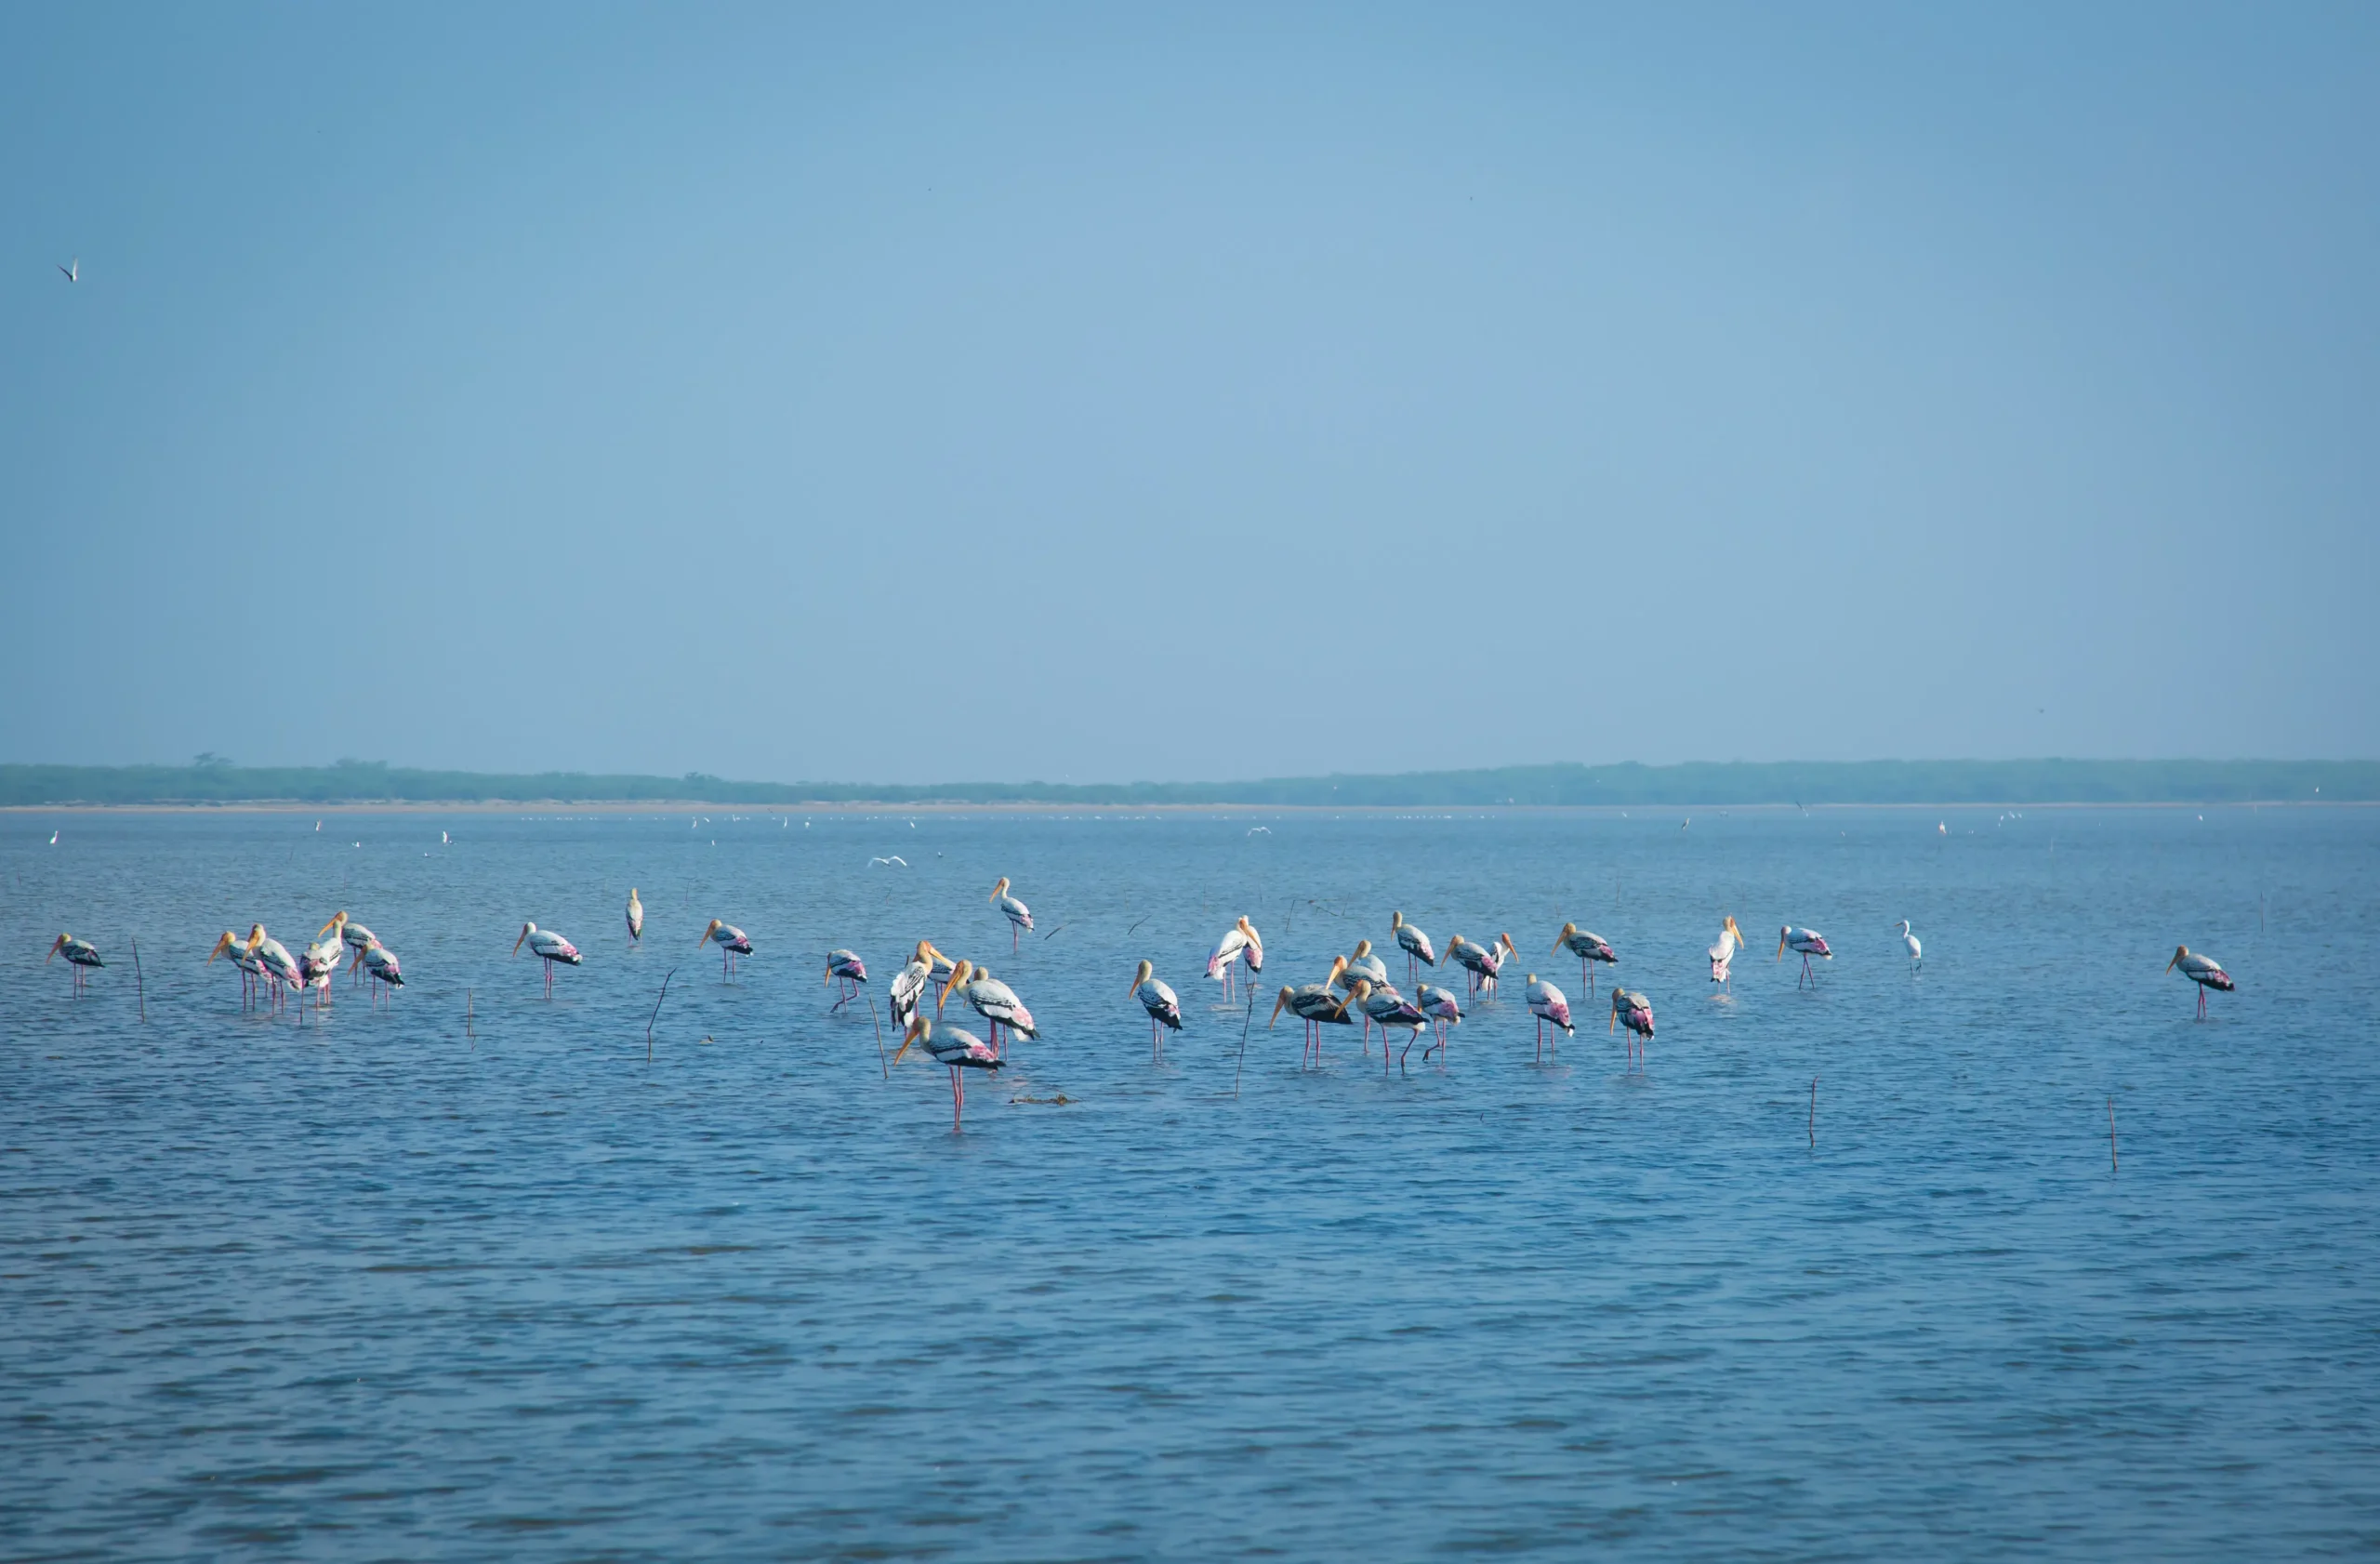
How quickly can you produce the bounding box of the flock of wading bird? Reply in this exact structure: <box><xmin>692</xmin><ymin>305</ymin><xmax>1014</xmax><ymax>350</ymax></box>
<box><xmin>44</xmin><ymin>874</ymin><xmax>2243</xmax><ymax>1130</ymax></box>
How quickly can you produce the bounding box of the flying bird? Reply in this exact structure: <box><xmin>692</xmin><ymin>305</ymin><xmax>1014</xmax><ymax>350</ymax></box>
<box><xmin>59</xmin><ymin>258</ymin><xmax>77</xmax><ymax>283</ymax></box>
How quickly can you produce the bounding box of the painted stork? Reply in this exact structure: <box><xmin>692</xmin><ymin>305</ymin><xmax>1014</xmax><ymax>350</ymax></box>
<box><xmin>1415</xmin><ymin>982</ymin><xmax>1462</xmax><ymax>1060</ymax></box>
<box><xmin>1609</xmin><ymin>987</ymin><xmax>1655</xmax><ymax>1066</ymax></box>
<box><xmin>893</xmin><ymin>1017</ymin><xmax>1001</xmax><ymax>1131</ymax></box>
<box><xmin>697</xmin><ymin>918</ymin><xmax>754</xmax><ymax>978</ymax></box>
<box><xmin>298</xmin><ymin>929</ymin><xmax>342</xmax><ymax>1010</ymax></box>
<box><xmin>1448</xmin><ymin>933</ymin><xmax>1513</xmax><ymax>1000</ymax></box>
<box><xmin>360</xmin><ymin>937</ymin><xmax>403</xmax><ymax>1005</ymax></box>
<box><xmin>1709</xmin><ymin>916</ymin><xmax>1745</xmax><ymax>987</ymax></box>
<box><xmin>2167</xmin><ymin>946</ymin><xmax>2235</xmax><ymax>1018</ymax></box>
<box><xmin>1524</xmin><ymin>974</ymin><xmax>1572</xmax><ymax>1062</ymax></box>
<box><xmin>889</xmin><ymin>940</ymin><xmax>946</xmax><ymax>1034</ymax></box>
<box><xmin>1390</xmin><ymin>910</ymin><xmax>1436</xmax><ymax>982</ymax></box>
<box><xmin>1894</xmin><ymin>920</ymin><xmax>1922</xmax><ymax>971</ymax></box>
<box><xmin>1206</xmin><ymin>916</ymin><xmax>1263</xmax><ymax>1001</ymax></box>
<box><xmin>319</xmin><ymin>911</ymin><xmax>376</xmax><ymax>986</ymax></box>
<box><xmin>1337</xmin><ymin>979</ymin><xmax>1428</xmax><ymax>1072</ymax></box>
<box><xmin>989</xmin><ymin>877</ymin><xmax>1033</xmax><ymax>950</ymax></box>
<box><xmin>1778</xmin><ymin>925</ymin><xmax>1831</xmax><ymax>988</ymax></box>
<box><xmin>46</xmin><ymin>933</ymin><xmax>102</xmax><ymax>995</ymax></box>
<box><xmin>626</xmin><ymin>887</ymin><xmax>643</xmax><ymax>943</ymax></box>
<box><xmin>1340</xmin><ymin>938</ymin><xmax>1389</xmax><ymax>996</ymax></box>
<box><xmin>247</xmin><ymin>924</ymin><xmax>301</xmax><ymax>1010</ymax></box>
<box><xmin>1269</xmin><ymin>981</ymin><xmax>1353</xmax><ymax>1068</ymax></box>
<box><xmin>938</xmin><ymin>959</ymin><xmax>1038</xmax><ymax>1054</ymax></box>
<box><xmin>208</xmin><ymin>928</ymin><xmax>267</xmax><ymax>1009</ymax></box>
<box><xmin>826</xmin><ymin>948</ymin><xmax>867</xmax><ymax>1011</ymax></box>
<box><xmin>513</xmin><ymin>921</ymin><xmax>582</xmax><ymax>995</ymax></box>
<box><xmin>1553</xmin><ymin>922</ymin><xmax>1617</xmax><ymax>997</ymax></box>
<box><xmin>1130</xmin><ymin>960</ymin><xmax>1184</xmax><ymax>1060</ymax></box>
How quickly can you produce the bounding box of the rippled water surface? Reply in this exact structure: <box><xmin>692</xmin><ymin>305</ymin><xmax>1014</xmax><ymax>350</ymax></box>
<box><xmin>5</xmin><ymin>806</ymin><xmax>2377</xmax><ymax>1559</ymax></box>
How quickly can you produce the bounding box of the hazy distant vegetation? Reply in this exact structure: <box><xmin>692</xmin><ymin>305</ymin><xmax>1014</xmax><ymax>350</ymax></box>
<box><xmin>1</xmin><ymin>758</ymin><xmax>2369</xmax><ymax>807</ymax></box>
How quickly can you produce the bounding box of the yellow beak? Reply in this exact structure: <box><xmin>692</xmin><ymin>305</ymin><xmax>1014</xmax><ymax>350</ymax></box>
<box><xmin>1776</xmin><ymin>934</ymin><xmax>1787</xmax><ymax>961</ymax></box>
<box><xmin>513</xmin><ymin>927</ymin><xmax>528</xmax><ymax>956</ymax></box>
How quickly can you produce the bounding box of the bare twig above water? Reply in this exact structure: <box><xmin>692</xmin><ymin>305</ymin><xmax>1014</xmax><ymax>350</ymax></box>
<box><xmin>131</xmin><ymin>937</ymin><xmax>146</xmax><ymax>1025</ymax></box>
<box><xmin>647</xmin><ymin>968</ymin><xmax>677</xmax><ymax>1063</ymax></box>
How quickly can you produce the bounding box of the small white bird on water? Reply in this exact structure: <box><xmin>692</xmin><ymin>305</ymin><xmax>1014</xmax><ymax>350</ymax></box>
<box><xmin>1894</xmin><ymin>920</ymin><xmax>1922</xmax><ymax>971</ymax></box>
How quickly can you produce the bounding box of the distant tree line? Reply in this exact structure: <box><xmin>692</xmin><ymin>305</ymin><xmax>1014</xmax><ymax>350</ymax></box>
<box><xmin>0</xmin><ymin>757</ymin><xmax>2370</xmax><ymax>807</ymax></box>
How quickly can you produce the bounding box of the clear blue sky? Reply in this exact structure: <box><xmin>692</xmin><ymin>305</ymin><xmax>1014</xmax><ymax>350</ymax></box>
<box><xmin>4</xmin><ymin>4</ymin><xmax>2373</xmax><ymax>783</ymax></box>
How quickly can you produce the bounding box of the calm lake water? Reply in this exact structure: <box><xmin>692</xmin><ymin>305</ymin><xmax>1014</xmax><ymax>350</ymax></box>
<box><xmin>4</xmin><ymin>806</ymin><xmax>2376</xmax><ymax>1560</ymax></box>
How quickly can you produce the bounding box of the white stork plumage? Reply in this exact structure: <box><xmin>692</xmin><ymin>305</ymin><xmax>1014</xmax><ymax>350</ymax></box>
<box><xmin>1778</xmin><ymin>925</ymin><xmax>1831</xmax><ymax>988</ymax></box>
<box><xmin>1206</xmin><ymin>916</ymin><xmax>1263</xmax><ymax>1001</ymax></box>
<box><xmin>1390</xmin><ymin>911</ymin><xmax>1436</xmax><ymax>983</ymax></box>
<box><xmin>1130</xmin><ymin>960</ymin><xmax>1184</xmax><ymax>1060</ymax></box>
<box><xmin>209</xmin><ymin>928</ymin><xmax>267</xmax><ymax>1009</ymax></box>
<box><xmin>1414</xmin><ymin>982</ymin><xmax>1462</xmax><ymax>1061</ymax></box>
<box><xmin>513</xmin><ymin>921</ymin><xmax>582</xmax><ymax>996</ymax></box>
<box><xmin>247</xmin><ymin>924</ymin><xmax>301</xmax><ymax>1010</ymax></box>
<box><xmin>1337</xmin><ymin>979</ymin><xmax>1429</xmax><ymax>1072</ymax></box>
<box><xmin>1524</xmin><ymin>974</ymin><xmax>1572</xmax><ymax>1063</ymax></box>
<box><xmin>46</xmin><ymin>933</ymin><xmax>102</xmax><ymax>995</ymax></box>
<box><xmin>989</xmin><ymin>877</ymin><xmax>1033</xmax><ymax>951</ymax></box>
<box><xmin>1553</xmin><ymin>922</ymin><xmax>1617</xmax><ymax>997</ymax></box>
<box><xmin>2167</xmin><ymin>946</ymin><xmax>2235</xmax><ymax>1018</ymax></box>
<box><xmin>698</xmin><ymin>918</ymin><xmax>754</xmax><ymax>978</ymax></box>
<box><xmin>938</xmin><ymin>959</ymin><xmax>1038</xmax><ymax>1054</ymax></box>
<box><xmin>626</xmin><ymin>887</ymin><xmax>643</xmax><ymax>943</ymax></box>
<box><xmin>1270</xmin><ymin>981</ymin><xmax>1353</xmax><ymax>1068</ymax></box>
<box><xmin>893</xmin><ymin>1017</ymin><xmax>1001</xmax><ymax>1131</ymax></box>
<box><xmin>888</xmin><ymin>940</ymin><xmax>947</xmax><ymax>1034</ymax></box>
<box><xmin>1708</xmin><ymin>916</ymin><xmax>1746</xmax><ymax>987</ymax></box>
<box><xmin>1894</xmin><ymin>920</ymin><xmax>1922</xmax><ymax>972</ymax></box>
<box><xmin>826</xmin><ymin>948</ymin><xmax>867</xmax><ymax>1011</ymax></box>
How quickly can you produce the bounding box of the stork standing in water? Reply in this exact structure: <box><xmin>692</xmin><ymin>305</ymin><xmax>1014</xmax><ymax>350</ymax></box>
<box><xmin>513</xmin><ymin>921</ymin><xmax>582</xmax><ymax>996</ymax></box>
<box><xmin>1336</xmin><ymin>979</ymin><xmax>1428</xmax><ymax>1073</ymax></box>
<box><xmin>319</xmin><ymin>912</ymin><xmax>376</xmax><ymax>986</ymax></box>
<box><xmin>1610</xmin><ymin>987</ymin><xmax>1655</xmax><ymax>1067</ymax></box>
<box><xmin>1552</xmin><ymin>923</ymin><xmax>1617</xmax><ymax>998</ymax></box>
<box><xmin>360</xmin><ymin>936</ymin><xmax>403</xmax><ymax>1005</ymax></box>
<box><xmin>1415</xmin><ymin>982</ymin><xmax>1462</xmax><ymax>1061</ymax></box>
<box><xmin>698</xmin><ymin>918</ymin><xmax>754</xmax><ymax>979</ymax></box>
<box><xmin>1778</xmin><ymin>925</ymin><xmax>1831</xmax><ymax>988</ymax></box>
<box><xmin>209</xmin><ymin>929</ymin><xmax>266</xmax><ymax>1009</ymax></box>
<box><xmin>1390</xmin><ymin>911</ymin><xmax>1436</xmax><ymax>984</ymax></box>
<box><xmin>1893</xmin><ymin>920</ymin><xmax>1922</xmax><ymax>974</ymax></box>
<box><xmin>1524</xmin><ymin>974</ymin><xmax>1573</xmax><ymax>1063</ymax></box>
<box><xmin>1206</xmin><ymin>916</ymin><xmax>1263</xmax><ymax>1001</ymax></box>
<box><xmin>46</xmin><ymin>934</ymin><xmax>102</xmax><ymax>995</ymax></box>
<box><xmin>894</xmin><ymin>1017</ymin><xmax>1000</xmax><ymax>1131</ymax></box>
<box><xmin>1130</xmin><ymin>960</ymin><xmax>1184</xmax><ymax>1060</ymax></box>
<box><xmin>248</xmin><ymin>924</ymin><xmax>301</xmax><ymax>1011</ymax></box>
<box><xmin>989</xmin><ymin>878</ymin><xmax>1033</xmax><ymax>951</ymax></box>
<box><xmin>298</xmin><ymin>927</ymin><xmax>342</xmax><ymax>1011</ymax></box>
<box><xmin>1270</xmin><ymin>980</ymin><xmax>1353</xmax><ymax>1068</ymax></box>
<box><xmin>938</xmin><ymin>959</ymin><xmax>1038</xmax><ymax>1055</ymax></box>
<box><xmin>1340</xmin><ymin>938</ymin><xmax>1389</xmax><ymax>995</ymax></box>
<box><xmin>1448</xmin><ymin>933</ymin><xmax>1514</xmax><ymax>1000</ymax></box>
<box><xmin>888</xmin><ymin>941</ymin><xmax>947</xmax><ymax>1034</ymax></box>
<box><xmin>2167</xmin><ymin>946</ymin><xmax>2235</xmax><ymax>1018</ymax></box>
<box><xmin>626</xmin><ymin>888</ymin><xmax>643</xmax><ymax>943</ymax></box>
<box><xmin>1708</xmin><ymin>916</ymin><xmax>1746</xmax><ymax>987</ymax></box>
<box><xmin>825</xmin><ymin>948</ymin><xmax>867</xmax><ymax>1011</ymax></box>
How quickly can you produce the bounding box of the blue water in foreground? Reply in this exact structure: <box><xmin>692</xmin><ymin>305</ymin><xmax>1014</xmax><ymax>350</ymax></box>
<box><xmin>4</xmin><ymin>806</ymin><xmax>2376</xmax><ymax>1560</ymax></box>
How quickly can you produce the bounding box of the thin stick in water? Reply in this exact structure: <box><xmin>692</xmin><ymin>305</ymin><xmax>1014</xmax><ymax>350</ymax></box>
<box><xmin>466</xmin><ymin>988</ymin><xmax>474</xmax><ymax>1047</ymax></box>
<box><xmin>2108</xmin><ymin>1096</ymin><xmax>2119</xmax><ymax>1173</ymax></box>
<box><xmin>647</xmin><ymin>967</ymin><xmax>678</xmax><ymax>1063</ymax></box>
<box><xmin>870</xmin><ymin>997</ymin><xmax>887</xmax><ymax>1080</ymax></box>
<box><xmin>1233</xmin><ymin>980</ymin><xmax>1255</xmax><ymax>1098</ymax></box>
<box><xmin>130</xmin><ymin>937</ymin><xmax>146</xmax><ymax>1025</ymax></box>
<box><xmin>1809</xmin><ymin>1077</ymin><xmax>1818</xmax><ymax>1149</ymax></box>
